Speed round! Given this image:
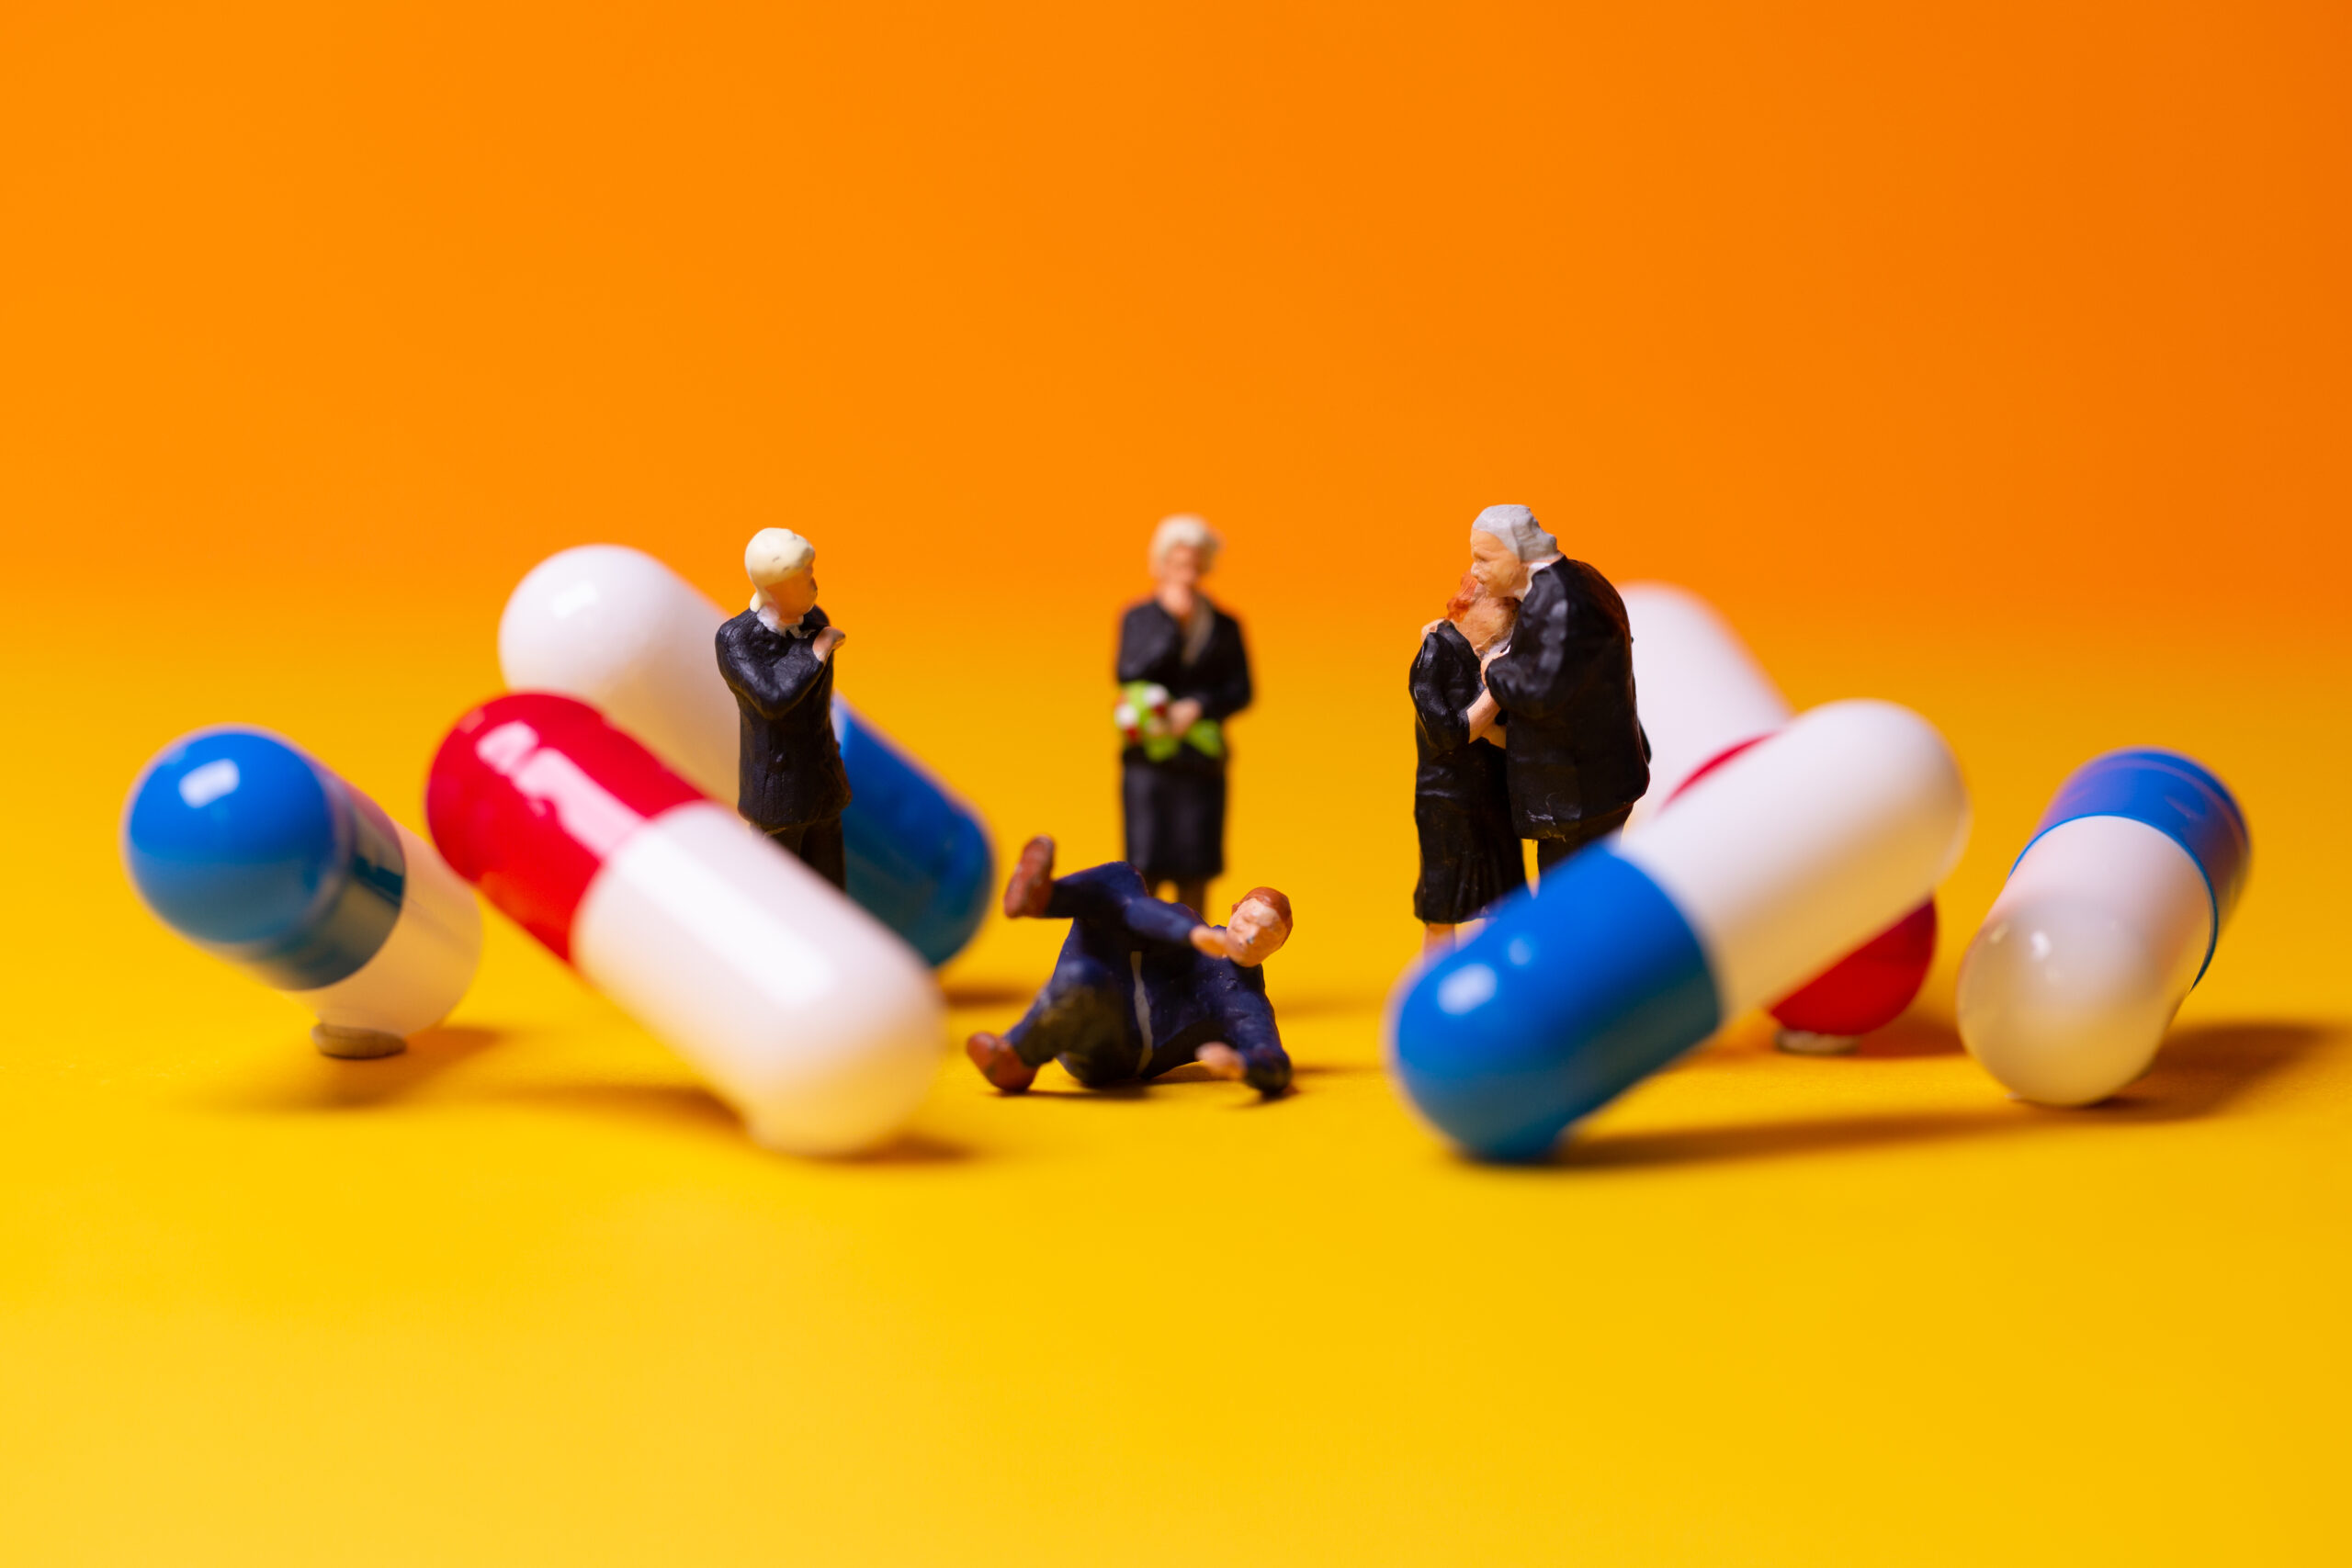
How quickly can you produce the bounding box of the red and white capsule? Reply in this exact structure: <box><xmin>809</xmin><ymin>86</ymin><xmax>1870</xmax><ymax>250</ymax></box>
<box><xmin>426</xmin><ymin>693</ymin><xmax>944</xmax><ymax>1155</ymax></box>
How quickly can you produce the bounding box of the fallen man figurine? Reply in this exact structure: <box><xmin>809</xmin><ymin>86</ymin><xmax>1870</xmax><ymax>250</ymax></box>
<box><xmin>966</xmin><ymin>837</ymin><xmax>1294</xmax><ymax>1098</ymax></box>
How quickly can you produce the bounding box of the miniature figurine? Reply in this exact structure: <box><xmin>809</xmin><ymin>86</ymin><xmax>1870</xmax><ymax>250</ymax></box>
<box><xmin>427</xmin><ymin>693</ymin><xmax>945</xmax><ymax>1156</ymax></box>
<box><xmin>1957</xmin><ymin>749</ymin><xmax>2248</xmax><ymax>1106</ymax></box>
<box><xmin>1389</xmin><ymin>701</ymin><xmax>1968</xmax><ymax>1161</ymax></box>
<box><xmin>965</xmin><ymin>836</ymin><xmax>1294</xmax><ymax>1098</ymax></box>
<box><xmin>123</xmin><ymin>727</ymin><xmax>481</xmax><ymax>1059</ymax></box>
<box><xmin>503</xmin><ymin>543</ymin><xmax>995</xmax><ymax>964</ymax></box>
<box><xmin>717</xmin><ymin>529</ymin><xmax>853</xmax><ymax>889</ymax></box>
<box><xmin>1116</xmin><ymin>514</ymin><xmax>1253</xmax><ymax>916</ymax></box>
<box><xmin>1410</xmin><ymin>572</ymin><xmax>1526</xmax><ymax>953</ymax></box>
<box><xmin>1463</xmin><ymin>505</ymin><xmax>1650</xmax><ymax>875</ymax></box>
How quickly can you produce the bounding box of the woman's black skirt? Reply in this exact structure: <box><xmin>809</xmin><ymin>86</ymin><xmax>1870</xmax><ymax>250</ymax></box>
<box><xmin>1413</xmin><ymin>800</ymin><xmax>1526</xmax><ymax>924</ymax></box>
<box><xmin>1123</xmin><ymin>749</ymin><xmax>1227</xmax><ymax>885</ymax></box>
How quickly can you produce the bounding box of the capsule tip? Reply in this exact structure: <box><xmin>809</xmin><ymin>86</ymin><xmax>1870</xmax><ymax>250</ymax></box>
<box><xmin>1956</xmin><ymin>898</ymin><xmax>2176</xmax><ymax>1106</ymax></box>
<box><xmin>123</xmin><ymin>728</ymin><xmax>346</xmax><ymax>946</ymax></box>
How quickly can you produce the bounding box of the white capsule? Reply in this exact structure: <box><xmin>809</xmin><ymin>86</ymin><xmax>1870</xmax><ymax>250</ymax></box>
<box><xmin>1958</xmin><ymin>750</ymin><xmax>2249</xmax><ymax>1106</ymax></box>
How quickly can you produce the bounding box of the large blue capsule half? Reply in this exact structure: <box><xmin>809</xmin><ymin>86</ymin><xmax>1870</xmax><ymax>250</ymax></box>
<box><xmin>123</xmin><ymin>728</ymin><xmax>408</xmax><ymax>990</ymax></box>
<box><xmin>835</xmin><ymin>701</ymin><xmax>995</xmax><ymax>967</ymax></box>
<box><xmin>1387</xmin><ymin>848</ymin><xmax>1721</xmax><ymax>1162</ymax></box>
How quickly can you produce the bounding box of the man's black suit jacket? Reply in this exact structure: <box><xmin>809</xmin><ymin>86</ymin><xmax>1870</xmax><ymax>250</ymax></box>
<box><xmin>716</xmin><ymin>605</ymin><xmax>853</xmax><ymax>831</ymax></box>
<box><xmin>1482</xmin><ymin>558</ymin><xmax>1650</xmax><ymax>839</ymax></box>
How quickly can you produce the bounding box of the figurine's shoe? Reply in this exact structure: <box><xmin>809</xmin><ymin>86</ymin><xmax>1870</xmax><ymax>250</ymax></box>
<box><xmin>966</xmin><ymin>1032</ymin><xmax>1037</xmax><ymax>1093</ymax></box>
<box><xmin>1002</xmin><ymin>835</ymin><xmax>1057</xmax><ymax>919</ymax></box>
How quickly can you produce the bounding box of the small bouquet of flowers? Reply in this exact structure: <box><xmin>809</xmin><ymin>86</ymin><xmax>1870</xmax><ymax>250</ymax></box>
<box><xmin>1115</xmin><ymin>682</ymin><xmax>1225</xmax><ymax>761</ymax></box>
<box><xmin>1116</xmin><ymin>682</ymin><xmax>1176</xmax><ymax>758</ymax></box>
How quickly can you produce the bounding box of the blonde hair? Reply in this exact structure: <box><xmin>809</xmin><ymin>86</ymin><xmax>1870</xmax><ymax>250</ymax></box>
<box><xmin>1148</xmin><ymin>514</ymin><xmax>1221</xmax><ymax>575</ymax></box>
<box><xmin>744</xmin><ymin>527</ymin><xmax>816</xmax><ymax>587</ymax></box>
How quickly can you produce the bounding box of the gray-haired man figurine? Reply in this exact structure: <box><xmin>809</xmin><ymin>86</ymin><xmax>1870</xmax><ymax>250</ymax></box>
<box><xmin>1463</xmin><ymin>504</ymin><xmax>1649</xmax><ymax>877</ymax></box>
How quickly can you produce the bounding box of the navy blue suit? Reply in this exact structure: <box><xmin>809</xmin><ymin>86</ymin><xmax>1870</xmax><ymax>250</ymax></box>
<box><xmin>1004</xmin><ymin>863</ymin><xmax>1290</xmax><ymax>1096</ymax></box>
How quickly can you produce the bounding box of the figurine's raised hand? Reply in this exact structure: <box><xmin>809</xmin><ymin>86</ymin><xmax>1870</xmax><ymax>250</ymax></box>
<box><xmin>1466</xmin><ymin>689</ymin><xmax>1501</xmax><ymax>743</ymax></box>
<box><xmin>1188</xmin><ymin>923</ymin><xmax>1231</xmax><ymax>959</ymax></box>
<box><xmin>1195</xmin><ymin>1043</ymin><xmax>1247</xmax><ymax>1080</ymax></box>
<box><xmin>812</xmin><ymin>626</ymin><xmax>846</xmax><ymax>661</ymax></box>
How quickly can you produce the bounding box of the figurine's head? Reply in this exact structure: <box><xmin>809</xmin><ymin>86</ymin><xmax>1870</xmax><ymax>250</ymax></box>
<box><xmin>1149</xmin><ymin>514</ymin><xmax>1221</xmax><ymax>590</ymax></box>
<box><xmin>1446</xmin><ymin>572</ymin><xmax>1520</xmax><ymax>657</ymax></box>
<box><xmin>745</xmin><ymin>528</ymin><xmax>820</xmax><ymax>622</ymax></box>
<box><xmin>1225</xmin><ymin>886</ymin><xmax>1294</xmax><ymax>966</ymax></box>
<box><xmin>1468</xmin><ymin>504</ymin><xmax>1559</xmax><ymax>598</ymax></box>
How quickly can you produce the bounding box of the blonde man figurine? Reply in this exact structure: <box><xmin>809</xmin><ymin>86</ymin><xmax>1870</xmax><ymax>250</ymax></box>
<box><xmin>1114</xmin><ymin>515</ymin><xmax>1253</xmax><ymax>916</ymax></box>
<box><xmin>716</xmin><ymin>528</ymin><xmax>853</xmax><ymax>887</ymax></box>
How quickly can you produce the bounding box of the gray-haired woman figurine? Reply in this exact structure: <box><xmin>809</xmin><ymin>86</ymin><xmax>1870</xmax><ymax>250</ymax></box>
<box><xmin>1114</xmin><ymin>515</ymin><xmax>1253</xmax><ymax>917</ymax></box>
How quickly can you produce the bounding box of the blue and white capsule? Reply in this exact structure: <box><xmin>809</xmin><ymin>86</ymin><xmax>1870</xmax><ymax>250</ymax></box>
<box><xmin>1387</xmin><ymin>700</ymin><xmax>1970</xmax><ymax>1159</ymax></box>
<box><xmin>1957</xmin><ymin>750</ymin><xmax>2249</xmax><ymax>1106</ymax></box>
<box><xmin>498</xmin><ymin>544</ymin><xmax>994</xmax><ymax>965</ymax></box>
<box><xmin>123</xmin><ymin>728</ymin><xmax>482</xmax><ymax>1057</ymax></box>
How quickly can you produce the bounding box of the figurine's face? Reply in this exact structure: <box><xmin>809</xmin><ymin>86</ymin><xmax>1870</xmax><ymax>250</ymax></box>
<box><xmin>1225</xmin><ymin>897</ymin><xmax>1290</xmax><ymax>965</ymax></box>
<box><xmin>762</xmin><ymin>570</ymin><xmax>820</xmax><ymax>621</ymax></box>
<box><xmin>1467</xmin><ymin>530</ymin><xmax>1525</xmax><ymax>598</ymax></box>
<box><xmin>1154</xmin><ymin>542</ymin><xmax>1204</xmax><ymax>588</ymax></box>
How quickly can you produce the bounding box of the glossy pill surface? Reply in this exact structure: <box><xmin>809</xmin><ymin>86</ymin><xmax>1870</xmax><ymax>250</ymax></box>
<box><xmin>1389</xmin><ymin>700</ymin><xmax>1969</xmax><ymax>1158</ymax></box>
<box><xmin>426</xmin><ymin>692</ymin><xmax>944</xmax><ymax>1154</ymax></box>
<box><xmin>1957</xmin><ymin>749</ymin><xmax>2248</xmax><ymax>1105</ymax></box>
<box><xmin>123</xmin><ymin>728</ymin><xmax>480</xmax><ymax>1050</ymax></box>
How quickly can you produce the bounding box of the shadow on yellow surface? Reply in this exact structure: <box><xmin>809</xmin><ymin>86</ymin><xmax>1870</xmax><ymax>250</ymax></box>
<box><xmin>1557</xmin><ymin>1018</ymin><xmax>2339</xmax><ymax>1172</ymax></box>
<box><xmin>200</xmin><ymin>1024</ymin><xmax>511</xmax><ymax>1112</ymax></box>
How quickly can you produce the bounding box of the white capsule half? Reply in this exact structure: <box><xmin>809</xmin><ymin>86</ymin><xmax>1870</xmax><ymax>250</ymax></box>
<box><xmin>574</xmin><ymin>802</ymin><xmax>946</xmax><ymax>1155</ymax></box>
<box><xmin>290</xmin><ymin>821</ymin><xmax>482</xmax><ymax>1046</ymax></box>
<box><xmin>1614</xmin><ymin>699</ymin><xmax>1971</xmax><ymax>1013</ymax></box>
<box><xmin>1621</xmin><ymin>582</ymin><xmax>1793</xmax><ymax>829</ymax></box>
<box><xmin>499</xmin><ymin>543</ymin><xmax>742</xmax><ymax>801</ymax></box>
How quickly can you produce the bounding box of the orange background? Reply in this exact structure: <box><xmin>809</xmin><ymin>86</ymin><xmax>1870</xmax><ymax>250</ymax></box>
<box><xmin>3</xmin><ymin>4</ymin><xmax>2349</xmax><ymax>1562</ymax></box>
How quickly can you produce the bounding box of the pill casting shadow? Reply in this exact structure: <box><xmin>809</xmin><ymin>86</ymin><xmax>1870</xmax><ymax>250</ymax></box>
<box><xmin>463</xmin><ymin>1080</ymin><xmax>975</xmax><ymax>1163</ymax></box>
<box><xmin>1540</xmin><ymin>1019</ymin><xmax>2339</xmax><ymax>1172</ymax></box>
<box><xmin>201</xmin><ymin>1023</ymin><xmax>508</xmax><ymax>1112</ymax></box>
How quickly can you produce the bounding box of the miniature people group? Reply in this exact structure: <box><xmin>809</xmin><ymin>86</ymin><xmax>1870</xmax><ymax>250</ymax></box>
<box><xmin>714</xmin><ymin>498</ymin><xmax>1645</xmax><ymax>1103</ymax></box>
<box><xmin>1426</xmin><ymin>504</ymin><xmax>1649</xmax><ymax>950</ymax></box>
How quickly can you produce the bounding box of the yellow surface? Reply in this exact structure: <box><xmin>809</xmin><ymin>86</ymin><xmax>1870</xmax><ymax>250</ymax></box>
<box><xmin>5</xmin><ymin>2</ymin><xmax>2351</xmax><ymax>1562</ymax></box>
<box><xmin>6</xmin><ymin>628</ymin><xmax>2350</xmax><ymax>1564</ymax></box>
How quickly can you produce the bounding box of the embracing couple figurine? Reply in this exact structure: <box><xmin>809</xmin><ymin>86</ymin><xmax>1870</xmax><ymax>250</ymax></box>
<box><xmin>1409</xmin><ymin>504</ymin><xmax>1650</xmax><ymax>953</ymax></box>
